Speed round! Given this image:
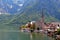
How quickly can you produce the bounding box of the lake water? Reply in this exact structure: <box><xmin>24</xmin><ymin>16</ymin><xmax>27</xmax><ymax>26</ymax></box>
<box><xmin>0</xmin><ymin>30</ymin><xmax>54</xmax><ymax>40</ymax></box>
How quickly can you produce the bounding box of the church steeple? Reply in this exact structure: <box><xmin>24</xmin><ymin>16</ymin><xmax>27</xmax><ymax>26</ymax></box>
<box><xmin>41</xmin><ymin>9</ymin><xmax>45</xmax><ymax>29</ymax></box>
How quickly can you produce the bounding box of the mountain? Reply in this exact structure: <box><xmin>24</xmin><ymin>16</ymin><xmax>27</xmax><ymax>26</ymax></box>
<box><xmin>6</xmin><ymin>0</ymin><xmax>60</xmax><ymax>26</ymax></box>
<box><xmin>14</xmin><ymin>0</ymin><xmax>60</xmax><ymax>19</ymax></box>
<box><xmin>0</xmin><ymin>0</ymin><xmax>60</xmax><ymax>30</ymax></box>
<box><xmin>0</xmin><ymin>0</ymin><xmax>60</xmax><ymax>18</ymax></box>
<box><xmin>0</xmin><ymin>0</ymin><xmax>25</xmax><ymax>14</ymax></box>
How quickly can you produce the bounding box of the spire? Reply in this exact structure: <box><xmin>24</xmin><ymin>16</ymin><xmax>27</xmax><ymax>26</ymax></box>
<box><xmin>41</xmin><ymin>8</ymin><xmax>45</xmax><ymax>29</ymax></box>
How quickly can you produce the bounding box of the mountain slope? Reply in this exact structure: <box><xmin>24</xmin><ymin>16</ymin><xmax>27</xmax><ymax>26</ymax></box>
<box><xmin>0</xmin><ymin>14</ymin><xmax>13</xmax><ymax>24</ymax></box>
<box><xmin>6</xmin><ymin>0</ymin><xmax>60</xmax><ymax>26</ymax></box>
<box><xmin>0</xmin><ymin>0</ymin><xmax>60</xmax><ymax>30</ymax></box>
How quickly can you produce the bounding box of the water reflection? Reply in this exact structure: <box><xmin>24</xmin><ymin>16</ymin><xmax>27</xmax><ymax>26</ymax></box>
<box><xmin>30</xmin><ymin>33</ymin><xmax>44</xmax><ymax>40</ymax></box>
<box><xmin>30</xmin><ymin>32</ymin><xmax>54</xmax><ymax>40</ymax></box>
<box><xmin>0</xmin><ymin>31</ymin><xmax>54</xmax><ymax>40</ymax></box>
<box><xmin>30</xmin><ymin>33</ymin><xmax>33</xmax><ymax>40</ymax></box>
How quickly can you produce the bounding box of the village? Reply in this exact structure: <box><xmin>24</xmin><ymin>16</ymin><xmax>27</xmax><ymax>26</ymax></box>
<box><xmin>20</xmin><ymin>11</ymin><xmax>60</xmax><ymax>40</ymax></box>
<box><xmin>20</xmin><ymin>21</ymin><xmax>60</xmax><ymax>40</ymax></box>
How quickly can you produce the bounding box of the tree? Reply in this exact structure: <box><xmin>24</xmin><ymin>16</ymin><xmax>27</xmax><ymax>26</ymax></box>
<box><xmin>57</xmin><ymin>28</ymin><xmax>60</xmax><ymax>35</ymax></box>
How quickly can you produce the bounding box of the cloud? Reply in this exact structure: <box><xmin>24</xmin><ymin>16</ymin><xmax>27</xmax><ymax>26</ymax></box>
<box><xmin>17</xmin><ymin>9</ymin><xmax>21</xmax><ymax>11</ymax></box>
<box><xmin>12</xmin><ymin>0</ymin><xmax>24</xmax><ymax>4</ymax></box>
<box><xmin>12</xmin><ymin>0</ymin><xmax>19</xmax><ymax>4</ymax></box>
<box><xmin>0</xmin><ymin>8</ymin><xmax>10</xmax><ymax>15</ymax></box>
<box><xmin>0</xmin><ymin>12</ymin><xmax>10</xmax><ymax>15</ymax></box>
<box><xmin>12</xmin><ymin>0</ymin><xmax>24</xmax><ymax>7</ymax></box>
<box><xmin>7</xmin><ymin>4</ymin><xmax>13</xmax><ymax>9</ymax></box>
<box><xmin>0</xmin><ymin>12</ymin><xmax>2</xmax><ymax>15</ymax></box>
<box><xmin>18</xmin><ymin>4</ymin><xmax>23</xmax><ymax>6</ymax></box>
<box><xmin>10</xmin><ymin>5</ymin><xmax>13</xmax><ymax>9</ymax></box>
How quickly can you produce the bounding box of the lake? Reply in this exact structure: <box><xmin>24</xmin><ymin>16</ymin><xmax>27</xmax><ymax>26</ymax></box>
<box><xmin>0</xmin><ymin>30</ymin><xmax>54</xmax><ymax>40</ymax></box>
